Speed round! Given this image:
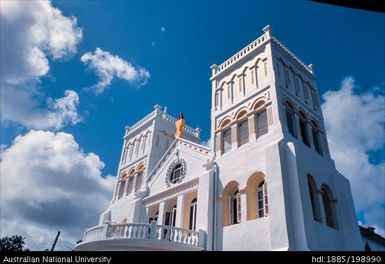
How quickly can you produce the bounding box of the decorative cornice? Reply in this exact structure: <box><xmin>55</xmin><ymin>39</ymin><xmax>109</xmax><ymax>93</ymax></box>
<box><xmin>144</xmin><ymin>178</ymin><xmax>199</xmax><ymax>207</ymax></box>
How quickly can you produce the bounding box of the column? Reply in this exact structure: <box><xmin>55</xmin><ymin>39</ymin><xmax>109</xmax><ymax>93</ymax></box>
<box><xmin>294</xmin><ymin>115</ymin><xmax>301</xmax><ymax>141</ymax></box>
<box><xmin>115</xmin><ymin>182</ymin><xmax>121</xmax><ymax>201</ymax></box>
<box><xmin>231</xmin><ymin>124</ymin><xmax>238</xmax><ymax>149</ymax></box>
<box><xmin>175</xmin><ymin>194</ymin><xmax>185</xmax><ymax>228</ymax></box>
<box><xmin>215</xmin><ymin>132</ymin><xmax>222</xmax><ymax>156</ymax></box>
<box><xmin>157</xmin><ymin>201</ymin><xmax>166</xmax><ymax>226</ymax></box>
<box><xmin>306</xmin><ymin>124</ymin><xmax>315</xmax><ymax>150</ymax></box>
<box><xmin>124</xmin><ymin>179</ymin><xmax>132</xmax><ymax>196</ymax></box>
<box><xmin>145</xmin><ymin>207</ymin><xmax>151</xmax><ymax>223</ymax></box>
<box><xmin>315</xmin><ymin>189</ymin><xmax>325</xmax><ymax>223</ymax></box>
<box><xmin>219</xmin><ymin>88</ymin><xmax>223</xmax><ymax>110</ymax></box>
<box><xmin>112</xmin><ymin>183</ymin><xmax>119</xmax><ymax>201</ymax></box>
<box><xmin>240</xmin><ymin>190</ymin><xmax>248</xmax><ymax>223</ymax></box>
<box><xmin>248</xmin><ymin>114</ymin><xmax>256</xmax><ymax>141</ymax></box>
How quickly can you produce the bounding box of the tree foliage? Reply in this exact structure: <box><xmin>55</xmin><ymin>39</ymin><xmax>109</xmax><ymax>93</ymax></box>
<box><xmin>0</xmin><ymin>235</ymin><xmax>29</xmax><ymax>251</ymax></box>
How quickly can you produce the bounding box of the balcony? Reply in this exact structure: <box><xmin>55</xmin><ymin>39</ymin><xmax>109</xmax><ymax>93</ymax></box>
<box><xmin>74</xmin><ymin>222</ymin><xmax>206</xmax><ymax>251</ymax></box>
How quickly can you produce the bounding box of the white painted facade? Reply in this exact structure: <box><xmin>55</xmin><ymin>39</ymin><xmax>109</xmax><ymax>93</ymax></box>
<box><xmin>75</xmin><ymin>26</ymin><xmax>366</xmax><ymax>251</ymax></box>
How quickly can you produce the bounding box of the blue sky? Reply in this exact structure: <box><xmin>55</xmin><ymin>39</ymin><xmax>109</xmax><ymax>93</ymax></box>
<box><xmin>0</xmin><ymin>0</ymin><xmax>384</xmax><ymax>249</ymax></box>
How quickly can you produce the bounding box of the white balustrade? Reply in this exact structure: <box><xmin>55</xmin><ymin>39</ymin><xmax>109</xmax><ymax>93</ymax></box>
<box><xmin>82</xmin><ymin>222</ymin><xmax>204</xmax><ymax>248</ymax></box>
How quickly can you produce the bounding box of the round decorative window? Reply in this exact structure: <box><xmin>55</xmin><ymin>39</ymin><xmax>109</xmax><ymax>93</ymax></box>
<box><xmin>166</xmin><ymin>158</ymin><xmax>187</xmax><ymax>185</ymax></box>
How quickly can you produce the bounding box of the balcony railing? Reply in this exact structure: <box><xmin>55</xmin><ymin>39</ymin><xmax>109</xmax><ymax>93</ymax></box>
<box><xmin>82</xmin><ymin>222</ymin><xmax>205</xmax><ymax>249</ymax></box>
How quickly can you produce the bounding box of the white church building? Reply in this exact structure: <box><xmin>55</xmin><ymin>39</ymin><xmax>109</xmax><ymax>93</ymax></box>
<box><xmin>74</xmin><ymin>25</ymin><xmax>365</xmax><ymax>251</ymax></box>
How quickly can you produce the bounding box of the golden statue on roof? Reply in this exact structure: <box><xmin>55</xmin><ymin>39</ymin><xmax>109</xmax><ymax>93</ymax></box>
<box><xmin>175</xmin><ymin>113</ymin><xmax>185</xmax><ymax>139</ymax></box>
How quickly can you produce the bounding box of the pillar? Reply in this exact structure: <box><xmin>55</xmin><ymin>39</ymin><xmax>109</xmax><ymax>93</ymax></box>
<box><xmin>157</xmin><ymin>201</ymin><xmax>166</xmax><ymax>226</ymax></box>
<box><xmin>175</xmin><ymin>194</ymin><xmax>185</xmax><ymax>228</ymax></box>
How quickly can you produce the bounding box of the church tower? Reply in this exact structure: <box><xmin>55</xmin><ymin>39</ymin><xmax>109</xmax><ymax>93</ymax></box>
<box><xmin>210</xmin><ymin>25</ymin><xmax>362</xmax><ymax>250</ymax></box>
<box><xmin>98</xmin><ymin>105</ymin><xmax>201</xmax><ymax>227</ymax></box>
<box><xmin>75</xmin><ymin>25</ymin><xmax>366</xmax><ymax>252</ymax></box>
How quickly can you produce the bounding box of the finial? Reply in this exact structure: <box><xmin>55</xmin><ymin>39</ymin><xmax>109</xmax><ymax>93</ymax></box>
<box><xmin>308</xmin><ymin>64</ymin><xmax>314</xmax><ymax>73</ymax></box>
<box><xmin>263</xmin><ymin>25</ymin><xmax>271</xmax><ymax>33</ymax></box>
<box><xmin>263</xmin><ymin>25</ymin><xmax>272</xmax><ymax>38</ymax></box>
<box><xmin>195</xmin><ymin>127</ymin><xmax>201</xmax><ymax>137</ymax></box>
<box><xmin>153</xmin><ymin>104</ymin><xmax>161</xmax><ymax>110</ymax></box>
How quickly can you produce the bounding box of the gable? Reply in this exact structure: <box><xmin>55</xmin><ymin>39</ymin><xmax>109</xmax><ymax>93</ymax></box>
<box><xmin>146</xmin><ymin>139</ymin><xmax>210</xmax><ymax>197</ymax></box>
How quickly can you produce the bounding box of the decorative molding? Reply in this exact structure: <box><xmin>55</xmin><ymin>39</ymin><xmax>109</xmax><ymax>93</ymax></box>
<box><xmin>165</xmin><ymin>158</ymin><xmax>187</xmax><ymax>187</ymax></box>
<box><xmin>144</xmin><ymin>178</ymin><xmax>199</xmax><ymax>207</ymax></box>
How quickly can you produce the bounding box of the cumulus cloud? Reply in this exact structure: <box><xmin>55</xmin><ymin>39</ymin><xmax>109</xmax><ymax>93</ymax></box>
<box><xmin>0</xmin><ymin>0</ymin><xmax>82</xmax><ymax>129</ymax></box>
<box><xmin>0</xmin><ymin>130</ymin><xmax>115</xmax><ymax>250</ymax></box>
<box><xmin>81</xmin><ymin>48</ymin><xmax>150</xmax><ymax>94</ymax></box>
<box><xmin>322</xmin><ymin>77</ymin><xmax>385</xmax><ymax>236</ymax></box>
<box><xmin>2</xmin><ymin>89</ymin><xmax>81</xmax><ymax>130</ymax></box>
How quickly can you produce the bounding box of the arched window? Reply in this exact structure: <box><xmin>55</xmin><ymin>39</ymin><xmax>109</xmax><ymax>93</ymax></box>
<box><xmin>285</xmin><ymin>101</ymin><xmax>296</xmax><ymax>137</ymax></box>
<box><xmin>256</xmin><ymin>181</ymin><xmax>268</xmax><ymax>218</ymax></box>
<box><xmin>246</xmin><ymin>172</ymin><xmax>268</xmax><ymax>220</ymax></box>
<box><xmin>238</xmin><ymin>119</ymin><xmax>249</xmax><ymax>146</ymax></box>
<box><xmin>299</xmin><ymin>112</ymin><xmax>310</xmax><ymax>147</ymax></box>
<box><xmin>129</xmin><ymin>143</ymin><xmax>134</xmax><ymax>160</ymax></box>
<box><xmin>230</xmin><ymin>190</ymin><xmax>241</xmax><ymax>225</ymax></box>
<box><xmin>135</xmin><ymin>172</ymin><xmax>143</xmax><ymax>192</ymax></box>
<box><xmin>222</xmin><ymin>181</ymin><xmax>240</xmax><ymax>226</ymax></box>
<box><xmin>321</xmin><ymin>184</ymin><xmax>338</xmax><ymax>229</ymax></box>
<box><xmin>126</xmin><ymin>176</ymin><xmax>133</xmax><ymax>195</ymax></box>
<box><xmin>117</xmin><ymin>180</ymin><xmax>125</xmax><ymax>200</ymax></box>
<box><xmin>121</xmin><ymin>147</ymin><xmax>128</xmax><ymax>164</ymax></box>
<box><xmin>307</xmin><ymin>174</ymin><xmax>322</xmax><ymax>222</ymax></box>
<box><xmin>189</xmin><ymin>198</ymin><xmax>197</xmax><ymax>230</ymax></box>
<box><xmin>222</xmin><ymin>128</ymin><xmax>232</xmax><ymax>154</ymax></box>
<box><xmin>311</xmin><ymin>121</ymin><xmax>322</xmax><ymax>155</ymax></box>
<box><xmin>256</xmin><ymin>109</ymin><xmax>268</xmax><ymax>138</ymax></box>
<box><xmin>135</xmin><ymin>138</ymin><xmax>141</xmax><ymax>156</ymax></box>
<box><xmin>142</xmin><ymin>136</ymin><xmax>147</xmax><ymax>153</ymax></box>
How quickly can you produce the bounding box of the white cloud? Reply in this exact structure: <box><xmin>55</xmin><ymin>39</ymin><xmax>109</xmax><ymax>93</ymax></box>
<box><xmin>160</xmin><ymin>26</ymin><xmax>166</xmax><ymax>33</ymax></box>
<box><xmin>322</xmin><ymin>77</ymin><xmax>385</xmax><ymax>236</ymax></box>
<box><xmin>81</xmin><ymin>48</ymin><xmax>150</xmax><ymax>94</ymax></box>
<box><xmin>0</xmin><ymin>0</ymin><xmax>83</xmax><ymax>129</ymax></box>
<box><xmin>0</xmin><ymin>0</ymin><xmax>82</xmax><ymax>85</ymax></box>
<box><xmin>1</xmin><ymin>89</ymin><xmax>82</xmax><ymax>130</ymax></box>
<box><xmin>0</xmin><ymin>130</ymin><xmax>115</xmax><ymax>250</ymax></box>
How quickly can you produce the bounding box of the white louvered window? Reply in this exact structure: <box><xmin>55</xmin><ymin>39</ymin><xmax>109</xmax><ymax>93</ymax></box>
<box><xmin>238</xmin><ymin>119</ymin><xmax>249</xmax><ymax>146</ymax></box>
<box><xmin>126</xmin><ymin>177</ymin><xmax>133</xmax><ymax>195</ymax></box>
<box><xmin>135</xmin><ymin>173</ymin><xmax>143</xmax><ymax>192</ymax></box>
<box><xmin>222</xmin><ymin>128</ymin><xmax>232</xmax><ymax>154</ymax></box>
<box><xmin>256</xmin><ymin>110</ymin><xmax>268</xmax><ymax>138</ymax></box>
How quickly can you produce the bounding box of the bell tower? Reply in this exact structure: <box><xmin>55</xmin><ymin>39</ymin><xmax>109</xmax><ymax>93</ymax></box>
<box><xmin>210</xmin><ymin>25</ymin><xmax>362</xmax><ymax>251</ymax></box>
